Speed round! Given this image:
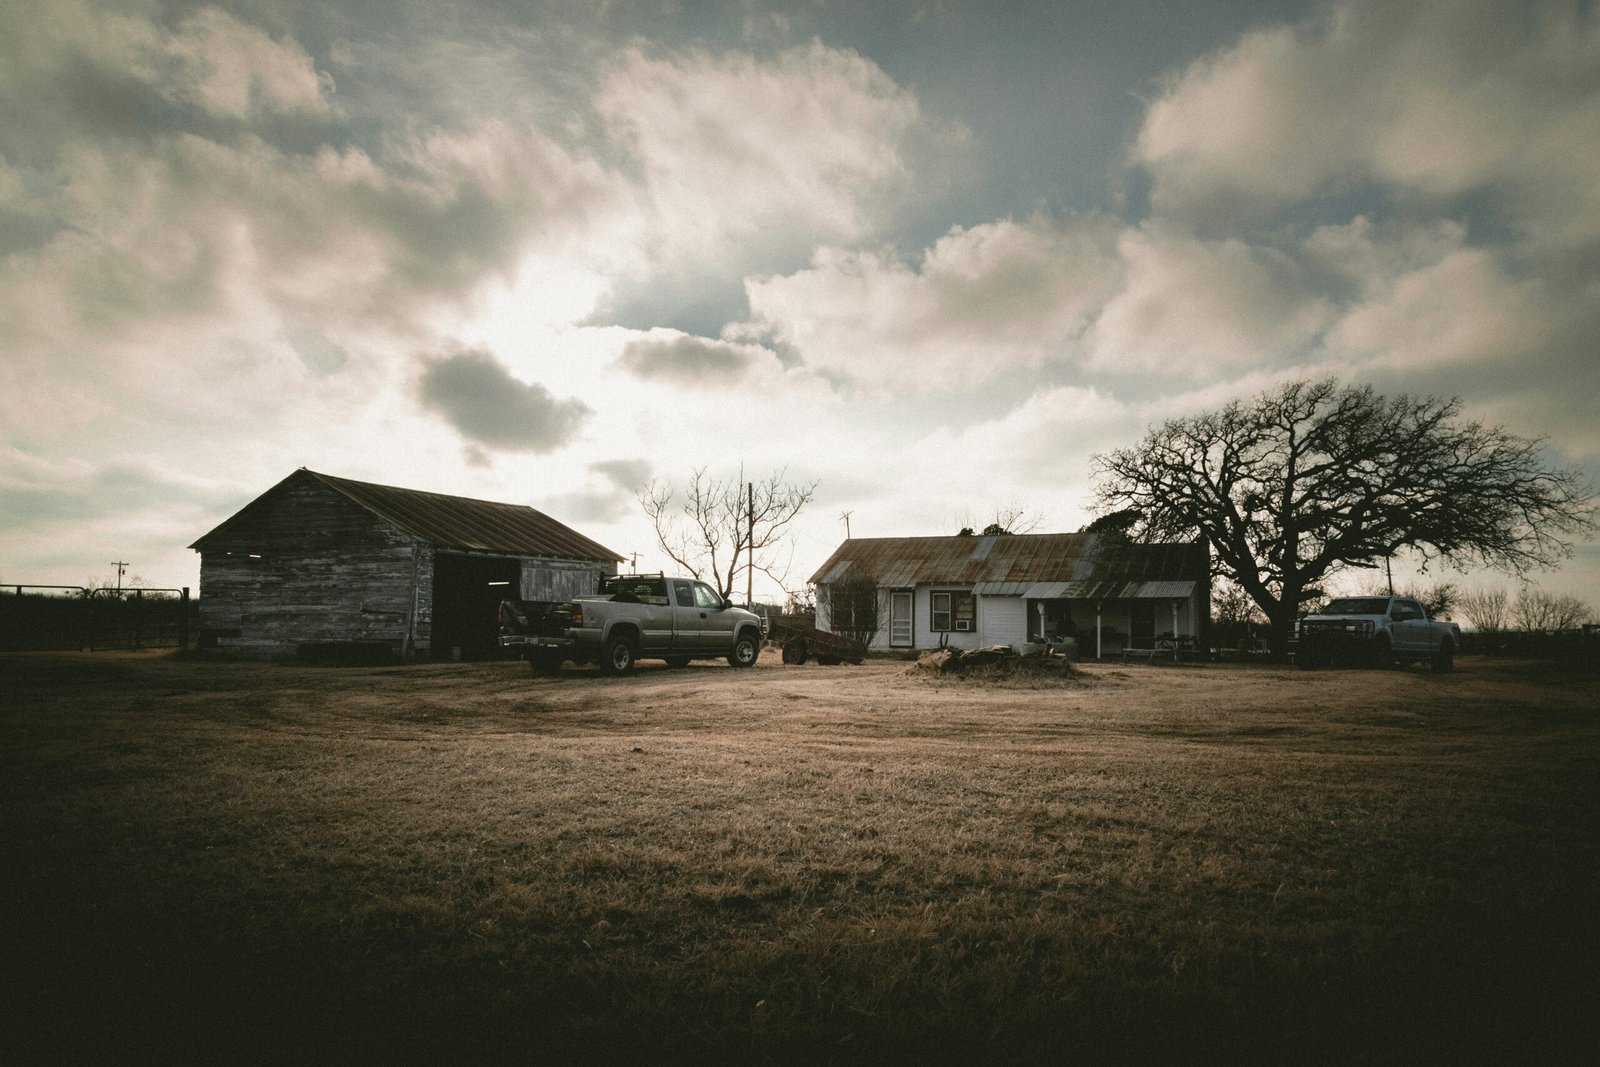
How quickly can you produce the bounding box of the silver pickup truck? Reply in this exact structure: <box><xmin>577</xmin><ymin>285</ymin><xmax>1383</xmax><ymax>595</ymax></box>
<box><xmin>499</xmin><ymin>573</ymin><xmax>764</xmax><ymax>675</ymax></box>
<box><xmin>1297</xmin><ymin>595</ymin><xmax>1460</xmax><ymax>672</ymax></box>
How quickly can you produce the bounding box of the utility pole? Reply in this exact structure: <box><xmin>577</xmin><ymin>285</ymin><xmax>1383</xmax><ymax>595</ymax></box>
<box><xmin>746</xmin><ymin>480</ymin><xmax>755</xmax><ymax>609</ymax></box>
<box><xmin>110</xmin><ymin>560</ymin><xmax>128</xmax><ymax>593</ymax></box>
<box><xmin>839</xmin><ymin>511</ymin><xmax>853</xmax><ymax>539</ymax></box>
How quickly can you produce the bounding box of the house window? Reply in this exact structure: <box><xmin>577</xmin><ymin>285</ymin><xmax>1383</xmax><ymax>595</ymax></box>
<box><xmin>930</xmin><ymin>591</ymin><xmax>975</xmax><ymax>632</ymax></box>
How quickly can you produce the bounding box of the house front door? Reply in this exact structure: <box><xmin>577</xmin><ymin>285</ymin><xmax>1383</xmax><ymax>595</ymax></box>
<box><xmin>889</xmin><ymin>590</ymin><xmax>913</xmax><ymax>647</ymax></box>
<box><xmin>1130</xmin><ymin>601</ymin><xmax>1156</xmax><ymax>647</ymax></box>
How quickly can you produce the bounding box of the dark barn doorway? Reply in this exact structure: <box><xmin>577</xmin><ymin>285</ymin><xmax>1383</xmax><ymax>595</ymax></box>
<box><xmin>432</xmin><ymin>553</ymin><xmax>519</xmax><ymax>660</ymax></box>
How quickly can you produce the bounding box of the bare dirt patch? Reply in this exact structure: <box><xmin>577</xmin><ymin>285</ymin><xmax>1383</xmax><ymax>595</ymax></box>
<box><xmin>3</xmin><ymin>650</ymin><xmax>1597</xmax><ymax>1063</ymax></box>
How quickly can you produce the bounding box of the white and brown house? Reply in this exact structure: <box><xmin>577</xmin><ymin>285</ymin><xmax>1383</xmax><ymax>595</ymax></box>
<box><xmin>810</xmin><ymin>531</ymin><xmax>1210</xmax><ymax>657</ymax></box>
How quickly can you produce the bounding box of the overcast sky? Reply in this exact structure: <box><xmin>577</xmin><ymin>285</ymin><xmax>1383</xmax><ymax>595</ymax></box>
<box><xmin>3</xmin><ymin>0</ymin><xmax>1597</xmax><ymax>606</ymax></box>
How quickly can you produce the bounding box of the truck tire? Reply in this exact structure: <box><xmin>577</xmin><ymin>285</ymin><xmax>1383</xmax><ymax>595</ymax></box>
<box><xmin>1432</xmin><ymin>638</ymin><xmax>1454</xmax><ymax>674</ymax></box>
<box><xmin>600</xmin><ymin>632</ymin><xmax>638</xmax><ymax>676</ymax></box>
<box><xmin>728</xmin><ymin>631</ymin><xmax>759</xmax><ymax>669</ymax></box>
<box><xmin>1370</xmin><ymin>635</ymin><xmax>1393</xmax><ymax>670</ymax></box>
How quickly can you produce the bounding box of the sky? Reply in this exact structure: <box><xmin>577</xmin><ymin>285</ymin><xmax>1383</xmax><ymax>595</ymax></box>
<box><xmin>3</xmin><ymin>0</ymin><xmax>1598</xmax><ymax>609</ymax></box>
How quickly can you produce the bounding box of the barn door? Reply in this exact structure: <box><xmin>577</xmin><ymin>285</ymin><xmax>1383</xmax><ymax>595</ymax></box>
<box><xmin>889</xmin><ymin>590</ymin><xmax>913</xmax><ymax>647</ymax></box>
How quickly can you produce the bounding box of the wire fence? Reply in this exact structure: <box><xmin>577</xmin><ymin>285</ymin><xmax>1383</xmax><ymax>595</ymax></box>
<box><xmin>0</xmin><ymin>586</ymin><xmax>196</xmax><ymax>652</ymax></box>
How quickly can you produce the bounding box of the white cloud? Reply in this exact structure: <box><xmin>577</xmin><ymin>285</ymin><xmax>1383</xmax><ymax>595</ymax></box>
<box><xmin>739</xmin><ymin>215</ymin><xmax>1119</xmax><ymax>390</ymax></box>
<box><xmin>1322</xmin><ymin>247</ymin><xmax>1553</xmax><ymax>372</ymax></box>
<box><xmin>162</xmin><ymin>8</ymin><xmax>334</xmax><ymax>119</ymax></box>
<box><xmin>1084</xmin><ymin>223</ymin><xmax>1332</xmax><ymax>376</ymax></box>
<box><xmin>1135</xmin><ymin>0</ymin><xmax>1600</xmax><ymax>245</ymax></box>
<box><xmin>594</xmin><ymin>40</ymin><xmax>923</xmax><ymax>270</ymax></box>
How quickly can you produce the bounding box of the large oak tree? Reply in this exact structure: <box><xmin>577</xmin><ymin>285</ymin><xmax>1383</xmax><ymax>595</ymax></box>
<box><xmin>1091</xmin><ymin>379</ymin><xmax>1595</xmax><ymax>656</ymax></box>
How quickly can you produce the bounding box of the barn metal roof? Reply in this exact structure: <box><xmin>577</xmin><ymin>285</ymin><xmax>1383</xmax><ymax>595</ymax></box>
<box><xmin>191</xmin><ymin>469</ymin><xmax>624</xmax><ymax>562</ymax></box>
<box><xmin>809</xmin><ymin>532</ymin><xmax>1205</xmax><ymax>595</ymax></box>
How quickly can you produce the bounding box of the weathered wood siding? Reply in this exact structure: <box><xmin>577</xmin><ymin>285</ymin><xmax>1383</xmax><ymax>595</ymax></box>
<box><xmin>197</xmin><ymin>478</ymin><xmax>420</xmax><ymax>657</ymax></box>
<box><xmin>520</xmin><ymin>559</ymin><xmax>611</xmax><ymax>602</ymax></box>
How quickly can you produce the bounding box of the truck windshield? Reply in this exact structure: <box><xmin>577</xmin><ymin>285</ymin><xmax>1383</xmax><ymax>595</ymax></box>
<box><xmin>1320</xmin><ymin>598</ymin><xmax>1391</xmax><ymax>615</ymax></box>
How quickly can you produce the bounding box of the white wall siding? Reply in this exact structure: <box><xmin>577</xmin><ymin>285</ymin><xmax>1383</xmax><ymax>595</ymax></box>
<box><xmin>981</xmin><ymin>596</ymin><xmax>1028</xmax><ymax>647</ymax></box>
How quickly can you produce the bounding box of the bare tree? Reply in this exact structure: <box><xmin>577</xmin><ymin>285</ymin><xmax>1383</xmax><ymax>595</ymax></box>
<box><xmin>1457</xmin><ymin>588</ymin><xmax>1510</xmax><ymax>632</ymax></box>
<box><xmin>1512</xmin><ymin>587</ymin><xmax>1594</xmax><ymax>631</ymax></box>
<box><xmin>826</xmin><ymin>571</ymin><xmax>882</xmax><ymax>647</ymax></box>
<box><xmin>954</xmin><ymin>503</ymin><xmax>1044</xmax><ymax>536</ymax></box>
<box><xmin>1092</xmin><ymin>378</ymin><xmax>1596</xmax><ymax>657</ymax></box>
<box><xmin>639</xmin><ymin>467</ymin><xmax>818</xmax><ymax>600</ymax></box>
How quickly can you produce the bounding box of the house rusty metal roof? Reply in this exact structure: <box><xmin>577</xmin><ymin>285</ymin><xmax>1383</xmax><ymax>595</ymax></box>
<box><xmin>809</xmin><ymin>532</ymin><xmax>1205</xmax><ymax>596</ymax></box>
<box><xmin>191</xmin><ymin>469</ymin><xmax>624</xmax><ymax>562</ymax></box>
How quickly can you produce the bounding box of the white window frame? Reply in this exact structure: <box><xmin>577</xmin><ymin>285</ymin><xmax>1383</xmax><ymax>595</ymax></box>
<box><xmin>930</xmin><ymin>590</ymin><xmax>975</xmax><ymax>633</ymax></box>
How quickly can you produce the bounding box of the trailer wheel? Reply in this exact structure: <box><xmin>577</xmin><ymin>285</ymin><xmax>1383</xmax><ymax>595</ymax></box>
<box><xmin>600</xmin><ymin>632</ymin><xmax>638</xmax><ymax>676</ymax></box>
<box><xmin>781</xmin><ymin>641</ymin><xmax>808</xmax><ymax>665</ymax></box>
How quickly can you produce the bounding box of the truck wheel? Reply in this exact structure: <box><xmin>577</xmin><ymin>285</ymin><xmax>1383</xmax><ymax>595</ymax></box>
<box><xmin>600</xmin><ymin>633</ymin><xmax>638</xmax><ymax>676</ymax></box>
<box><xmin>1432</xmin><ymin>638</ymin><xmax>1455</xmax><ymax>674</ymax></box>
<box><xmin>1370</xmin><ymin>635</ymin><xmax>1393</xmax><ymax>670</ymax></box>
<box><xmin>728</xmin><ymin>632</ymin><xmax>759</xmax><ymax>669</ymax></box>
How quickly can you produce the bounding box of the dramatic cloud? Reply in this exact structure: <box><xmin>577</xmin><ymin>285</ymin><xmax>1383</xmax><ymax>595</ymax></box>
<box><xmin>1085</xmin><ymin>224</ymin><xmax>1332</xmax><ymax>376</ymax></box>
<box><xmin>740</xmin><ymin>216</ymin><xmax>1120</xmax><ymax>389</ymax></box>
<box><xmin>1136</xmin><ymin>0</ymin><xmax>1600</xmax><ymax>245</ymax></box>
<box><xmin>417</xmin><ymin>350</ymin><xmax>590</xmax><ymax>453</ymax></box>
<box><xmin>3</xmin><ymin>1</ymin><xmax>1596</xmax><ymax>609</ymax></box>
<box><xmin>595</xmin><ymin>40</ymin><xmax>922</xmax><ymax>268</ymax></box>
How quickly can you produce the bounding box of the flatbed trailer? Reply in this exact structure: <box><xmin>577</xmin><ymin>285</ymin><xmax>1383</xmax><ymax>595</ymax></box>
<box><xmin>767</xmin><ymin>620</ymin><xmax>867</xmax><ymax>665</ymax></box>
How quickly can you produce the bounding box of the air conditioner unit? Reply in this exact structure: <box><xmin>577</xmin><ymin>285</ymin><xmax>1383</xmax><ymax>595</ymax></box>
<box><xmin>955</xmin><ymin>620</ymin><xmax>972</xmax><ymax>632</ymax></box>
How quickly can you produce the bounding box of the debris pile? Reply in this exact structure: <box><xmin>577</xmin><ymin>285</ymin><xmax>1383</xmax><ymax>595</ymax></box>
<box><xmin>913</xmin><ymin>644</ymin><xmax>1077</xmax><ymax>676</ymax></box>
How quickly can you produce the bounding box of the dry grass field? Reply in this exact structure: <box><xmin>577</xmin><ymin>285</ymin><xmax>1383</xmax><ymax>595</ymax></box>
<box><xmin>3</xmin><ymin>649</ymin><xmax>1597</xmax><ymax>1064</ymax></box>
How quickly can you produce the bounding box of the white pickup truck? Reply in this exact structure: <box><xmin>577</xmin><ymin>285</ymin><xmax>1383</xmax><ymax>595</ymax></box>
<box><xmin>498</xmin><ymin>573</ymin><xmax>764</xmax><ymax>675</ymax></box>
<box><xmin>1297</xmin><ymin>595</ymin><xmax>1460</xmax><ymax>672</ymax></box>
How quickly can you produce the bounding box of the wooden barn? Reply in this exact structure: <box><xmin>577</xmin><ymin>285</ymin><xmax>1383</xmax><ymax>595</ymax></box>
<box><xmin>810</xmin><ymin>531</ymin><xmax>1209</xmax><ymax>657</ymax></box>
<box><xmin>190</xmin><ymin>469</ymin><xmax>623</xmax><ymax>660</ymax></box>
